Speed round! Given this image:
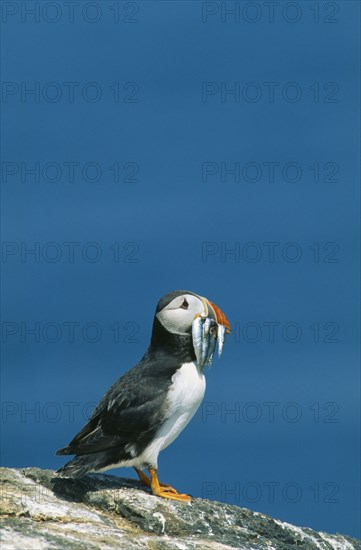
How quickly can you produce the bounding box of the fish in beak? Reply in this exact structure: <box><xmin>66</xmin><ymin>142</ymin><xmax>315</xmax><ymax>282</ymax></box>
<box><xmin>192</xmin><ymin>296</ymin><xmax>231</xmax><ymax>369</ymax></box>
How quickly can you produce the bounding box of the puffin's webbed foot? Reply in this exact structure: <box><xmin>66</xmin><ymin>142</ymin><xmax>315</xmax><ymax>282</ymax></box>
<box><xmin>148</xmin><ymin>468</ymin><xmax>191</xmax><ymax>502</ymax></box>
<box><xmin>134</xmin><ymin>467</ymin><xmax>180</xmax><ymax>494</ymax></box>
<box><xmin>134</xmin><ymin>467</ymin><xmax>191</xmax><ymax>501</ymax></box>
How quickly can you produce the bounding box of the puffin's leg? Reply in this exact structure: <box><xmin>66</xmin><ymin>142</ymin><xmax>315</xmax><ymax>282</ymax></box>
<box><xmin>134</xmin><ymin>468</ymin><xmax>151</xmax><ymax>486</ymax></box>
<box><xmin>148</xmin><ymin>468</ymin><xmax>191</xmax><ymax>502</ymax></box>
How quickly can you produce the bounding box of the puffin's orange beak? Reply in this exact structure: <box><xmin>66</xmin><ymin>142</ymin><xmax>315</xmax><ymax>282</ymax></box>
<box><xmin>205</xmin><ymin>298</ymin><xmax>231</xmax><ymax>334</ymax></box>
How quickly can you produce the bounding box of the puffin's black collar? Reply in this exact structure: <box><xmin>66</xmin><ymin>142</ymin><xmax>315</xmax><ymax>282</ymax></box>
<box><xmin>149</xmin><ymin>317</ymin><xmax>196</xmax><ymax>363</ymax></box>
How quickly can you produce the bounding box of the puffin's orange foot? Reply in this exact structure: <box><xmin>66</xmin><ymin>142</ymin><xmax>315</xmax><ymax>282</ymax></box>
<box><xmin>157</xmin><ymin>483</ymin><xmax>179</xmax><ymax>494</ymax></box>
<box><xmin>134</xmin><ymin>468</ymin><xmax>180</xmax><ymax>494</ymax></box>
<box><xmin>153</xmin><ymin>487</ymin><xmax>191</xmax><ymax>502</ymax></box>
<box><xmin>148</xmin><ymin>467</ymin><xmax>191</xmax><ymax>502</ymax></box>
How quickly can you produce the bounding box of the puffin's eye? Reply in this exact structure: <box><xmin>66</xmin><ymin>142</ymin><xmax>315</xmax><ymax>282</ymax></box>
<box><xmin>180</xmin><ymin>298</ymin><xmax>189</xmax><ymax>310</ymax></box>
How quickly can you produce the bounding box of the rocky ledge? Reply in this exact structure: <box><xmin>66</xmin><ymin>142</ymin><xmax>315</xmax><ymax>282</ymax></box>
<box><xmin>0</xmin><ymin>467</ymin><xmax>360</xmax><ymax>550</ymax></box>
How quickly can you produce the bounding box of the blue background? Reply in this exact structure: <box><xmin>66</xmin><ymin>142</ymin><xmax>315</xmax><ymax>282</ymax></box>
<box><xmin>1</xmin><ymin>0</ymin><xmax>360</xmax><ymax>539</ymax></box>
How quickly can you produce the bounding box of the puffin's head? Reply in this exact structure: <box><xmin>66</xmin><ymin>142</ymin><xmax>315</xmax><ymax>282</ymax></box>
<box><xmin>155</xmin><ymin>290</ymin><xmax>231</xmax><ymax>336</ymax></box>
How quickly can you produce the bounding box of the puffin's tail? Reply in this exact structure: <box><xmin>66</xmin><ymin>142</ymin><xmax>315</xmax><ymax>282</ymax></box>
<box><xmin>56</xmin><ymin>445</ymin><xmax>116</xmax><ymax>478</ymax></box>
<box><xmin>56</xmin><ymin>455</ymin><xmax>94</xmax><ymax>478</ymax></box>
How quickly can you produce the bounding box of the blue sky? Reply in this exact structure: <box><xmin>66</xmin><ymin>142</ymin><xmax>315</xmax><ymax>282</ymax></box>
<box><xmin>1</xmin><ymin>0</ymin><xmax>360</xmax><ymax>539</ymax></box>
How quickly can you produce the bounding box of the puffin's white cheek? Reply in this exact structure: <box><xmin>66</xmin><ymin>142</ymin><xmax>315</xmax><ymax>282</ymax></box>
<box><xmin>156</xmin><ymin>310</ymin><xmax>193</xmax><ymax>335</ymax></box>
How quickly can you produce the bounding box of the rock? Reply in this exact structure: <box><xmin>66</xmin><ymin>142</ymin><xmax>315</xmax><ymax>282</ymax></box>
<box><xmin>0</xmin><ymin>467</ymin><xmax>360</xmax><ymax>550</ymax></box>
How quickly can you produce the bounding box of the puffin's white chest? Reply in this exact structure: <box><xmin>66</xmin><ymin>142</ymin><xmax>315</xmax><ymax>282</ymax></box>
<box><xmin>141</xmin><ymin>361</ymin><xmax>206</xmax><ymax>466</ymax></box>
<box><xmin>159</xmin><ymin>361</ymin><xmax>206</xmax><ymax>449</ymax></box>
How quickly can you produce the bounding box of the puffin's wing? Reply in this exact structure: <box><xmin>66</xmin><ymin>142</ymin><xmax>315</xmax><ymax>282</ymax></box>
<box><xmin>56</xmin><ymin>359</ymin><xmax>177</xmax><ymax>456</ymax></box>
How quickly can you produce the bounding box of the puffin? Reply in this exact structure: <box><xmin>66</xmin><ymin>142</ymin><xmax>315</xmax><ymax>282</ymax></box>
<box><xmin>56</xmin><ymin>290</ymin><xmax>230</xmax><ymax>502</ymax></box>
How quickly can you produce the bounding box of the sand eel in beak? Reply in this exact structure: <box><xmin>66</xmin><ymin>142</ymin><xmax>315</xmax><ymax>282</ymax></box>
<box><xmin>56</xmin><ymin>290</ymin><xmax>231</xmax><ymax>502</ymax></box>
